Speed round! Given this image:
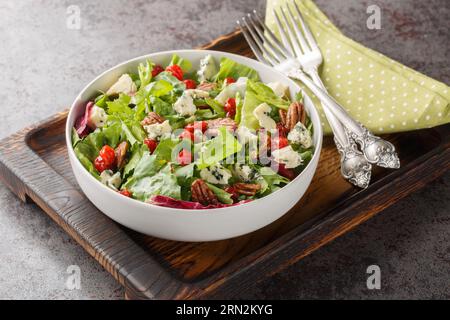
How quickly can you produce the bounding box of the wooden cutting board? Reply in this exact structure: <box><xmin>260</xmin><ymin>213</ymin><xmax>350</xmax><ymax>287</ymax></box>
<box><xmin>0</xmin><ymin>29</ymin><xmax>449</xmax><ymax>299</ymax></box>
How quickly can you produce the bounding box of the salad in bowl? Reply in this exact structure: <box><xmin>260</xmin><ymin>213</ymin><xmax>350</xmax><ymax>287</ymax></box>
<box><xmin>71</xmin><ymin>53</ymin><xmax>315</xmax><ymax>210</ymax></box>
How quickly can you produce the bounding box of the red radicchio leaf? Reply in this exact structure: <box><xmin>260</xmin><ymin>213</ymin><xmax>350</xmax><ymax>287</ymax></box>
<box><xmin>148</xmin><ymin>195</ymin><xmax>252</xmax><ymax>210</ymax></box>
<box><xmin>74</xmin><ymin>101</ymin><xmax>94</xmax><ymax>138</ymax></box>
<box><xmin>276</xmin><ymin>162</ymin><xmax>296</xmax><ymax>180</ymax></box>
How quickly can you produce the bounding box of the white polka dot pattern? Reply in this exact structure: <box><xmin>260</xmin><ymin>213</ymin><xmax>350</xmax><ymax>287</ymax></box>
<box><xmin>265</xmin><ymin>0</ymin><xmax>450</xmax><ymax>134</ymax></box>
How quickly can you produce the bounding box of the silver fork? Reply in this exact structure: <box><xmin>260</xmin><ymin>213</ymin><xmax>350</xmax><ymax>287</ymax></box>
<box><xmin>238</xmin><ymin>12</ymin><xmax>371</xmax><ymax>188</ymax></box>
<box><xmin>237</xmin><ymin>8</ymin><xmax>400</xmax><ymax>187</ymax></box>
<box><xmin>263</xmin><ymin>5</ymin><xmax>372</xmax><ymax>188</ymax></box>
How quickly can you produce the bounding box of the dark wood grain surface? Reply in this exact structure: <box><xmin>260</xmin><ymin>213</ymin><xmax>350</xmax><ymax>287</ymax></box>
<box><xmin>0</xmin><ymin>30</ymin><xmax>449</xmax><ymax>300</ymax></box>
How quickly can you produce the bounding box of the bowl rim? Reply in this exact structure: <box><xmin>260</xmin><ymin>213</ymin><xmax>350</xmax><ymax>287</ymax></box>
<box><xmin>65</xmin><ymin>49</ymin><xmax>323</xmax><ymax>214</ymax></box>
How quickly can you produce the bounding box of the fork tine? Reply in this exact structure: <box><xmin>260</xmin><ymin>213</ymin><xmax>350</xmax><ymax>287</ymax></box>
<box><xmin>273</xmin><ymin>9</ymin><xmax>295</xmax><ymax>56</ymax></box>
<box><xmin>242</xmin><ymin>17</ymin><xmax>280</xmax><ymax>66</ymax></box>
<box><xmin>237</xmin><ymin>20</ymin><xmax>272</xmax><ymax>66</ymax></box>
<box><xmin>251</xmin><ymin>10</ymin><xmax>293</xmax><ymax>59</ymax></box>
<box><xmin>293</xmin><ymin>0</ymin><xmax>320</xmax><ymax>51</ymax></box>
<box><xmin>285</xmin><ymin>2</ymin><xmax>311</xmax><ymax>53</ymax></box>
<box><xmin>246</xmin><ymin>14</ymin><xmax>287</xmax><ymax>61</ymax></box>
<box><xmin>278</xmin><ymin>7</ymin><xmax>304</xmax><ymax>58</ymax></box>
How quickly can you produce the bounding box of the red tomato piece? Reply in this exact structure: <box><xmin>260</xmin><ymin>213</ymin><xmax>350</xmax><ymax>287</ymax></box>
<box><xmin>183</xmin><ymin>79</ymin><xmax>197</xmax><ymax>89</ymax></box>
<box><xmin>177</xmin><ymin>150</ymin><xmax>192</xmax><ymax>166</ymax></box>
<box><xmin>119</xmin><ymin>190</ymin><xmax>132</xmax><ymax>197</ymax></box>
<box><xmin>192</xmin><ymin>121</ymin><xmax>208</xmax><ymax>133</ymax></box>
<box><xmin>276</xmin><ymin>122</ymin><xmax>289</xmax><ymax>137</ymax></box>
<box><xmin>272</xmin><ymin>136</ymin><xmax>289</xmax><ymax>151</ymax></box>
<box><xmin>152</xmin><ymin>65</ymin><xmax>164</xmax><ymax>77</ymax></box>
<box><xmin>224</xmin><ymin>77</ymin><xmax>236</xmax><ymax>85</ymax></box>
<box><xmin>224</xmin><ymin>98</ymin><xmax>236</xmax><ymax>118</ymax></box>
<box><xmin>165</xmin><ymin>65</ymin><xmax>183</xmax><ymax>81</ymax></box>
<box><xmin>185</xmin><ymin>121</ymin><xmax>208</xmax><ymax>133</ymax></box>
<box><xmin>184</xmin><ymin>123</ymin><xmax>195</xmax><ymax>133</ymax></box>
<box><xmin>225</xmin><ymin>186</ymin><xmax>238</xmax><ymax>202</ymax></box>
<box><xmin>99</xmin><ymin>145</ymin><xmax>116</xmax><ymax>165</ymax></box>
<box><xmin>179</xmin><ymin>130</ymin><xmax>194</xmax><ymax>142</ymax></box>
<box><xmin>94</xmin><ymin>156</ymin><xmax>109</xmax><ymax>173</ymax></box>
<box><xmin>143</xmin><ymin>138</ymin><xmax>158</xmax><ymax>154</ymax></box>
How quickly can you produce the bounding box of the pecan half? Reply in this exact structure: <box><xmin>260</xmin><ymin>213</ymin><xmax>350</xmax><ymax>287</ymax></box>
<box><xmin>286</xmin><ymin>102</ymin><xmax>306</xmax><ymax>131</ymax></box>
<box><xmin>206</xmin><ymin>118</ymin><xmax>237</xmax><ymax>130</ymax></box>
<box><xmin>140</xmin><ymin>112</ymin><xmax>165</xmax><ymax>126</ymax></box>
<box><xmin>204</xmin><ymin>118</ymin><xmax>237</xmax><ymax>138</ymax></box>
<box><xmin>257</xmin><ymin>130</ymin><xmax>271</xmax><ymax>162</ymax></box>
<box><xmin>197</xmin><ymin>82</ymin><xmax>217</xmax><ymax>92</ymax></box>
<box><xmin>191</xmin><ymin>179</ymin><xmax>219</xmax><ymax>205</ymax></box>
<box><xmin>279</xmin><ymin>109</ymin><xmax>287</xmax><ymax>127</ymax></box>
<box><xmin>233</xmin><ymin>183</ymin><xmax>261</xmax><ymax>196</ymax></box>
<box><xmin>115</xmin><ymin>141</ymin><xmax>129</xmax><ymax>169</ymax></box>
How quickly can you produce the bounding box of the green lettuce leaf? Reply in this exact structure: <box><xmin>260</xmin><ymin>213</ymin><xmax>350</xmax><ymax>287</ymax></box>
<box><xmin>102</xmin><ymin>122</ymin><xmax>122</xmax><ymax>148</ymax></box>
<box><xmin>240</xmin><ymin>79</ymin><xmax>290</xmax><ymax>130</ymax></box>
<box><xmin>74</xmin><ymin>148</ymin><xmax>99</xmax><ymax>179</ymax></box>
<box><xmin>234</xmin><ymin>91</ymin><xmax>243</xmax><ymax>125</ymax></box>
<box><xmin>72</xmin><ymin>127</ymin><xmax>113</xmax><ymax>179</ymax></box>
<box><xmin>123</xmin><ymin>143</ymin><xmax>148</xmax><ymax>178</ymax></box>
<box><xmin>106</xmin><ymin>94</ymin><xmax>133</xmax><ymax>116</ymax></box>
<box><xmin>292</xmin><ymin>150</ymin><xmax>313</xmax><ymax>175</ymax></box>
<box><xmin>257</xmin><ymin>166</ymin><xmax>290</xmax><ymax>194</ymax></box>
<box><xmin>175</xmin><ymin>163</ymin><xmax>195</xmax><ymax>187</ymax></box>
<box><xmin>195</xmin><ymin>127</ymin><xmax>242</xmax><ymax>169</ymax></box>
<box><xmin>240</xmin><ymin>87</ymin><xmax>260</xmax><ymax>130</ymax></box>
<box><xmin>213</xmin><ymin>57</ymin><xmax>260</xmax><ymax>81</ymax></box>
<box><xmin>150</xmin><ymin>96</ymin><xmax>174</xmax><ymax>116</ymax></box>
<box><xmin>94</xmin><ymin>93</ymin><xmax>109</xmax><ymax>108</ymax></box>
<box><xmin>247</xmin><ymin>80</ymin><xmax>290</xmax><ymax>110</ymax></box>
<box><xmin>73</xmin><ymin>139</ymin><xmax>100</xmax><ymax>179</ymax></box>
<box><xmin>175</xmin><ymin>162</ymin><xmax>196</xmax><ymax>201</ymax></box>
<box><xmin>169</xmin><ymin>54</ymin><xmax>192</xmax><ymax>72</ymax></box>
<box><xmin>84</xmin><ymin>129</ymin><xmax>105</xmax><ymax>153</ymax></box>
<box><xmin>164</xmin><ymin>114</ymin><xmax>187</xmax><ymax>129</ymax></box>
<box><xmin>132</xmin><ymin>89</ymin><xmax>148</xmax><ymax>120</ymax></box>
<box><xmin>72</xmin><ymin>128</ymin><xmax>81</xmax><ymax>148</ymax></box>
<box><xmin>133</xmin><ymin>79</ymin><xmax>173</xmax><ymax>120</ymax></box>
<box><xmin>144</xmin><ymin>79</ymin><xmax>173</xmax><ymax>98</ymax></box>
<box><xmin>153</xmin><ymin>138</ymin><xmax>183</xmax><ymax>164</ymax></box>
<box><xmin>194</xmin><ymin>109</ymin><xmax>218</xmax><ymax>120</ymax></box>
<box><xmin>138</xmin><ymin>59</ymin><xmax>154</xmax><ymax>88</ymax></box>
<box><xmin>126</xmin><ymin>164</ymin><xmax>181</xmax><ymax>201</ymax></box>
<box><xmin>122</xmin><ymin>151</ymin><xmax>161</xmax><ymax>190</ymax></box>
<box><xmin>131</xmin><ymin>152</ymin><xmax>161</xmax><ymax>179</ymax></box>
<box><xmin>106</xmin><ymin>94</ymin><xmax>147</xmax><ymax>146</ymax></box>
<box><xmin>154</xmin><ymin>72</ymin><xmax>186</xmax><ymax>94</ymax></box>
<box><xmin>204</xmin><ymin>97</ymin><xmax>225</xmax><ymax>117</ymax></box>
<box><xmin>120</xmin><ymin>119</ymin><xmax>146</xmax><ymax>146</ymax></box>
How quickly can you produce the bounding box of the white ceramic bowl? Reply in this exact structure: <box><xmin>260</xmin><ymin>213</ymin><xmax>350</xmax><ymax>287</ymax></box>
<box><xmin>66</xmin><ymin>50</ymin><xmax>323</xmax><ymax>242</ymax></box>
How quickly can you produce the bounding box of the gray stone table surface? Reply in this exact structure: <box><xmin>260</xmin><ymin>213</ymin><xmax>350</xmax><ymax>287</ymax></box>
<box><xmin>0</xmin><ymin>0</ymin><xmax>448</xmax><ymax>299</ymax></box>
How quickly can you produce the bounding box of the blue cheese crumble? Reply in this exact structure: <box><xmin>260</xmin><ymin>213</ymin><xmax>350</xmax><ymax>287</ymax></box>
<box><xmin>174</xmin><ymin>89</ymin><xmax>209</xmax><ymax>116</ymax></box>
<box><xmin>200</xmin><ymin>164</ymin><xmax>232</xmax><ymax>185</ymax></box>
<box><xmin>271</xmin><ymin>146</ymin><xmax>303</xmax><ymax>169</ymax></box>
<box><xmin>100</xmin><ymin>170</ymin><xmax>122</xmax><ymax>190</ymax></box>
<box><xmin>287</xmin><ymin>122</ymin><xmax>312</xmax><ymax>148</ymax></box>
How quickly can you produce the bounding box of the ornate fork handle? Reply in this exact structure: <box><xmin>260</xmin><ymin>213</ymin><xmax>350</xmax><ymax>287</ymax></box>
<box><xmin>335</xmin><ymin>131</ymin><xmax>372</xmax><ymax>189</ymax></box>
<box><xmin>287</xmin><ymin>68</ymin><xmax>400</xmax><ymax>169</ymax></box>
<box><xmin>306</xmin><ymin>69</ymin><xmax>372</xmax><ymax>188</ymax></box>
<box><xmin>237</xmin><ymin>7</ymin><xmax>400</xmax><ymax>189</ymax></box>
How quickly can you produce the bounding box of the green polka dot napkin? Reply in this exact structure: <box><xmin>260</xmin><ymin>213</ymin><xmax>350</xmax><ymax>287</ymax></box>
<box><xmin>265</xmin><ymin>0</ymin><xmax>450</xmax><ymax>134</ymax></box>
